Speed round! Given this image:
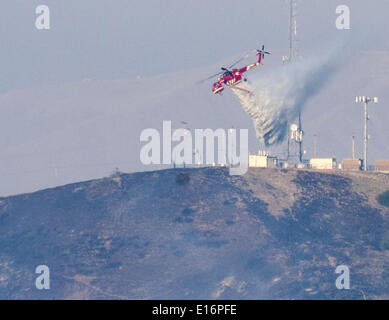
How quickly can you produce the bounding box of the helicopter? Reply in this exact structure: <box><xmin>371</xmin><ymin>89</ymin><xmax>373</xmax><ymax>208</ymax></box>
<box><xmin>198</xmin><ymin>45</ymin><xmax>270</xmax><ymax>95</ymax></box>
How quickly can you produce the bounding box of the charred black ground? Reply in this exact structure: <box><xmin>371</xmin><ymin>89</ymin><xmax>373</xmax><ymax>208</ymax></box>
<box><xmin>0</xmin><ymin>167</ymin><xmax>388</xmax><ymax>299</ymax></box>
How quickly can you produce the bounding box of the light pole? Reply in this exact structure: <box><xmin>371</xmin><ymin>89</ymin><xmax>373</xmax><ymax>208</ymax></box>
<box><xmin>229</xmin><ymin>127</ymin><xmax>235</xmax><ymax>166</ymax></box>
<box><xmin>313</xmin><ymin>134</ymin><xmax>317</xmax><ymax>159</ymax></box>
<box><xmin>181</xmin><ymin>121</ymin><xmax>189</xmax><ymax>168</ymax></box>
<box><xmin>355</xmin><ymin>96</ymin><xmax>378</xmax><ymax>171</ymax></box>
<box><xmin>352</xmin><ymin>134</ymin><xmax>355</xmax><ymax>159</ymax></box>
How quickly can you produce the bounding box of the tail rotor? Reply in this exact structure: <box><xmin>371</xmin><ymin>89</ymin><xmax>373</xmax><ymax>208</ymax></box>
<box><xmin>257</xmin><ymin>45</ymin><xmax>271</xmax><ymax>60</ymax></box>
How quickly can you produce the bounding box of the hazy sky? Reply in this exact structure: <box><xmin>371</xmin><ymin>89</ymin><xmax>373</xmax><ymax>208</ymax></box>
<box><xmin>1</xmin><ymin>1</ymin><xmax>389</xmax><ymax>195</ymax></box>
<box><xmin>1</xmin><ymin>0</ymin><xmax>388</xmax><ymax>92</ymax></box>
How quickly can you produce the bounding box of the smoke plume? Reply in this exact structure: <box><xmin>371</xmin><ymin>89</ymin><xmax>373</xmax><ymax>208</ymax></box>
<box><xmin>231</xmin><ymin>53</ymin><xmax>339</xmax><ymax>146</ymax></box>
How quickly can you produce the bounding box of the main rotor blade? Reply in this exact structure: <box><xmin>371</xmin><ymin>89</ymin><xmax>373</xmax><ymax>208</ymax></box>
<box><xmin>196</xmin><ymin>48</ymin><xmax>260</xmax><ymax>85</ymax></box>
<box><xmin>227</xmin><ymin>50</ymin><xmax>257</xmax><ymax>69</ymax></box>
<box><xmin>227</xmin><ymin>58</ymin><xmax>244</xmax><ymax>69</ymax></box>
<box><xmin>196</xmin><ymin>71</ymin><xmax>224</xmax><ymax>84</ymax></box>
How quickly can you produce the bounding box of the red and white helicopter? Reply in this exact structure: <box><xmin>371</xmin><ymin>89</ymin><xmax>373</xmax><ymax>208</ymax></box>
<box><xmin>199</xmin><ymin>45</ymin><xmax>270</xmax><ymax>95</ymax></box>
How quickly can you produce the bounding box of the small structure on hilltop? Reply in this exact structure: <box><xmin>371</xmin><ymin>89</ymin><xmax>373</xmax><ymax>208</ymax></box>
<box><xmin>249</xmin><ymin>151</ymin><xmax>278</xmax><ymax>168</ymax></box>
<box><xmin>342</xmin><ymin>159</ymin><xmax>363</xmax><ymax>171</ymax></box>
<box><xmin>310</xmin><ymin>158</ymin><xmax>337</xmax><ymax>170</ymax></box>
<box><xmin>375</xmin><ymin>160</ymin><xmax>389</xmax><ymax>173</ymax></box>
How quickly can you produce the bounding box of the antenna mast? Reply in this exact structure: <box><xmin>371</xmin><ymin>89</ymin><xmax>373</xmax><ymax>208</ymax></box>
<box><xmin>285</xmin><ymin>0</ymin><xmax>303</xmax><ymax>164</ymax></box>
<box><xmin>289</xmin><ymin>0</ymin><xmax>298</xmax><ymax>62</ymax></box>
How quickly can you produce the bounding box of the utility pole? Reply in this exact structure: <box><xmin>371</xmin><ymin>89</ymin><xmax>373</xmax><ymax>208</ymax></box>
<box><xmin>229</xmin><ymin>127</ymin><xmax>235</xmax><ymax>166</ymax></box>
<box><xmin>355</xmin><ymin>96</ymin><xmax>378</xmax><ymax>171</ymax></box>
<box><xmin>313</xmin><ymin>134</ymin><xmax>317</xmax><ymax>158</ymax></box>
<box><xmin>352</xmin><ymin>134</ymin><xmax>355</xmax><ymax>159</ymax></box>
<box><xmin>298</xmin><ymin>111</ymin><xmax>303</xmax><ymax>163</ymax></box>
<box><xmin>181</xmin><ymin>121</ymin><xmax>189</xmax><ymax>168</ymax></box>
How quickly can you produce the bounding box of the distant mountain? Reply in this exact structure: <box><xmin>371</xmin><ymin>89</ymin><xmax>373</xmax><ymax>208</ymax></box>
<box><xmin>1</xmin><ymin>50</ymin><xmax>389</xmax><ymax>196</ymax></box>
<box><xmin>1</xmin><ymin>167</ymin><xmax>388</xmax><ymax>299</ymax></box>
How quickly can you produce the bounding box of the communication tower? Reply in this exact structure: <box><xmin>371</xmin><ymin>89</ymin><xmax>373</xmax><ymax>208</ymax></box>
<box><xmin>284</xmin><ymin>0</ymin><xmax>303</xmax><ymax>164</ymax></box>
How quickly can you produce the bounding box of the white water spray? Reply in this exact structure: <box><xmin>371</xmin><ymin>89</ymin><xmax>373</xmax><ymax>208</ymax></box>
<box><xmin>231</xmin><ymin>53</ymin><xmax>339</xmax><ymax>146</ymax></box>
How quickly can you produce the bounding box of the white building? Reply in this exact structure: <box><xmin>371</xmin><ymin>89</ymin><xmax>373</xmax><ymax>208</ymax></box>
<box><xmin>310</xmin><ymin>158</ymin><xmax>337</xmax><ymax>170</ymax></box>
<box><xmin>249</xmin><ymin>152</ymin><xmax>278</xmax><ymax>168</ymax></box>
